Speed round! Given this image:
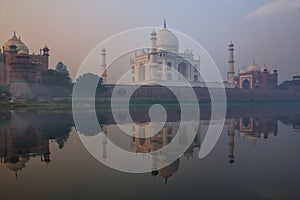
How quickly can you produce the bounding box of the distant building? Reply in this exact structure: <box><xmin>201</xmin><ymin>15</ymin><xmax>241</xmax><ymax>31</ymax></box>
<box><xmin>234</xmin><ymin>61</ymin><xmax>278</xmax><ymax>90</ymax></box>
<box><xmin>278</xmin><ymin>73</ymin><xmax>300</xmax><ymax>91</ymax></box>
<box><xmin>0</xmin><ymin>31</ymin><xmax>49</xmax><ymax>86</ymax></box>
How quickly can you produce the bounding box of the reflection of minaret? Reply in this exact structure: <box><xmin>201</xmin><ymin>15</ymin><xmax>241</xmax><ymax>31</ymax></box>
<box><xmin>102</xmin><ymin>126</ymin><xmax>108</xmax><ymax>161</ymax></box>
<box><xmin>228</xmin><ymin>42</ymin><xmax>235</xmax><ymax>88</ymax></box>
<box><xmin>41</xmin><ymin>139</ymin><xmax>51</xmax><ymax>164</ymax></box>
<box><xmin>228</xmin><ymin>119</ymin><xmax>235</xmax><ymax>164</ymax></box>
<box><xmin>101</xmin><ymin>48</ymin><xmax>107</xmax><ymax>84</ymax></box>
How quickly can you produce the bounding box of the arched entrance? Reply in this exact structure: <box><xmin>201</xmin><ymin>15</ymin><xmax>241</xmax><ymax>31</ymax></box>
<box><xmin>178</xmin><ymin>62</ymin><xmax>188</xmax><ymax>80</ymax></box>
<box><xmin>242</xmin><ymin>79</ymin><xmax>250</xmax><ymax>89</ymax></box>
<box><xmin>242</xmin><ymin>117</ymin><xmax>250</xmax><ymax>128</ymax></box>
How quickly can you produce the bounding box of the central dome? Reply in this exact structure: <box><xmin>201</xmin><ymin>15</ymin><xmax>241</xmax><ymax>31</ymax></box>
<box><xmin>3</xmin><ymin>32</ymin><xmax>29</xmax><ymax>54</ymax></box>
<box><xmin>156</xmin><ymin>26</ymin><xmax>179</xmax><ymax>53</ymax></box>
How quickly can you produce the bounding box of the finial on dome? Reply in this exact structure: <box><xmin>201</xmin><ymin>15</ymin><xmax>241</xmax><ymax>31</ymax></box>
<box><xmin>13</xmin><ymin>31</ymin><xmax>16</xmax><ymax>36</ymax></box>
<box><xmin>164</xmin><ymin>19</ymin><xmax>166</xmax><ymax>28</ymax></box>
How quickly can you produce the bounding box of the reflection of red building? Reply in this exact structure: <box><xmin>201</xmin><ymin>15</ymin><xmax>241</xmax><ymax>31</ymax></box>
<box><xmin>227</xmin><ymin>117</ymin><xmax>279</xmax><ymax>164</ymax></box>
<box><xmin>234</xmin><ymin>61</ymin><xmax>278</xmax><ymax>90</ymax></box>
<box><xmin>234</xmin><ymin>116</ymin><xmax>278</xmax><ymax>145</ymax></box>
<box><xmin>0</xmin><ymin>112</ymin><xmax>51</xmax><ymax>178</ymax></box>
<box><xmin>0</xmin><ymin>32</ymin><xmax>49</xmax><ymax>86</ymax></box>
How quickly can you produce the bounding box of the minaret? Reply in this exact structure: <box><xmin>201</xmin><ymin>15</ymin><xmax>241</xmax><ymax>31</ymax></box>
<box><xmin>101</xmin><ymin>48</ymin><xmax>107</xmax><ymax>84</ymax></box>
<box><xmin>150</xmin><ymin>30</ymin><xmax>158</xmax><ymax>80</ymax></box>
<box><xmin>227</xmin><ymin>42</ymin><xmax>235</xmax><ymax>88</ymax></box>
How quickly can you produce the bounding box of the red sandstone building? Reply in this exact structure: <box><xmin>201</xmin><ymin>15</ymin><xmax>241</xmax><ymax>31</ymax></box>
<box><xmin>0</xmin><ymin>32</ymin><xmax>49</xmax><ymax>86</ymax></box>
<box><xmin>234</xmin><ymin>61</ymin><xmax>278</xmax><ymax>90</ymax></box>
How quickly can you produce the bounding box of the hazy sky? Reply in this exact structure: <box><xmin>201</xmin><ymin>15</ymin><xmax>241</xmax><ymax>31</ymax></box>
<box><xmin>0</xmin><ymin>0</ymin><xmax>299</xmax><ymax>83</ymax></box>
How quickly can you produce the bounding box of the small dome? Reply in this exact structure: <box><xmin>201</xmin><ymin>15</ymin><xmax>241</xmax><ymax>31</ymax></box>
<box><xmin>3</xmin><ymin>32</ymin><xmax>29</xmax><ymax>54</ymax></box>
<box><xmin>183</xmin><ymin>48</ymin><xmax>193</xmax><ymax>55</ymax></box>
<box><xmin>292</xmin><ymin>73</ymin><xmax>299</xmax><ymax>78</ymax></box>
<box><xmin>17</xmin><ymin>49</ymin><xmax>28</xmax><ymax>54</ymax></box>
<box><xmin>261</xmin><ymin>67</ymin><xmax>267</xmax><ymax>72</ymax></box>
<box><xmin>157</xmin><ymin>27</ymin><xmax>179</xmax><ymax>53</ymax></box>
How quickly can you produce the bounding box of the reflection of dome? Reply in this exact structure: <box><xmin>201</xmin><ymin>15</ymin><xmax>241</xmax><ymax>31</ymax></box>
<box><xmin>248</xmin><ymin>136</ymin><xmax>258</xmax><ymax>146</ymax></box>
<box><xmin>3</xmin><ymin>32</ymin><xmax>29</xmax><ymax>54</ymax></box>
<box><xmin>5</xmin><ymin>156</ymin><xmax>29</xmax><ymax>178</ymax></box>
<box><xmin>157</xmin><ymin>22</ymin><xmax>179</xmax><ymax>53</ymax></box>
<box><xmin>158</xmin><ymin>159</ymin><xmax>180</xmax><ymax>184</ymax></box>
<box><xmin>247</xmin><ymin>62</ymin><xmax>260</xmax><ymax>72</ymax></box>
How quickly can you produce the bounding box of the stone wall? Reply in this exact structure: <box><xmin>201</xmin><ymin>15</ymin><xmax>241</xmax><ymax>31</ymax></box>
<box><xmin>10</xmin><ymin>82</ymin><xmax>72</xmax><ymax>98</ymax></box>
<box><xmin>99</xmin><ymin>84</ymin><xmax>300</xmax><ymax>103</ymax></box>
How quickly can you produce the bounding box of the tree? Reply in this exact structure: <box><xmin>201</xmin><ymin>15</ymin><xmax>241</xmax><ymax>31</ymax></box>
<box><xmin>73</xmin><ymin>73</ymin><xmax>106</xmax><ymax>96</ymax></box>
<box><xmin>40</xmin><ymin>61</ymin><xmax>72</xmax><ymax>86</ymax></box>
<box><xmin>55</xmin><ymin>61</ymin><xmax>69</xmax><ymax>75</ymax></box>
<box><xmin>41</xmin><ymin>69</ymin><xmax>72</xmax><ymax>86</ymax></box>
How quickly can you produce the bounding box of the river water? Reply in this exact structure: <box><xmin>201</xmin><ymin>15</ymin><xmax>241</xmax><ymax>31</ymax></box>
<box><xmin>0</xmin><ymin>104</ymin><xmax>300</xmax><ymax>199</ymax></box>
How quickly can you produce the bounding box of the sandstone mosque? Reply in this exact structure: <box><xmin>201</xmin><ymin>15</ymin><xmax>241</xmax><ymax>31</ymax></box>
<box><xmin>0</xmin><ymin>31</ymin><xmax>49</xmax><ymax>86</ymax></box>
<box><xmin>101</xmin><ymin>20</ymin><xmax>280</xmax><ymax>90</ymax></box>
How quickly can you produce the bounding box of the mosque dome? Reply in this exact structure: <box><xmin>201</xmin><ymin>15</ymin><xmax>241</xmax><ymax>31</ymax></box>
<box><xmin>17</xmin><ymin>49</ymin><xmax>28</xmax><ymax>55</ymax></box>
<box><xmin>3</xmin><ymin>32</ymin><xmax>29</xmax><ymax>54</ymax></box>
<box><xmin>247</xmin><ymin>62</ymin><xmax>260</xmax><ymax>72</ymax></box>
<box><xmin>157</xmin><ymin>21</ymin><xmax>179</xmax><ymax>53</ymax></box>
<box><xmin>239</xmin><ymin>68</ymin><xmax>247</xmax><ymax>74</ymax></box>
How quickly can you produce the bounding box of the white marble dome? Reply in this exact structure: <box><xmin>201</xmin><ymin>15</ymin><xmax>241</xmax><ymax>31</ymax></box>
<box><xmin>3</xmin><ymin>32</ymin><xmax>29</xmax><ymax>54</ymax></box>
<box><xmin>157</xmin><ymin>28</ymin><xmax>179</xmax><ymax>53</ymax></box>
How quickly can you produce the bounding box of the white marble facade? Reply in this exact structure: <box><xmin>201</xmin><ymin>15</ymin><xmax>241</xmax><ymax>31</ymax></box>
<box><xmin>129</xmin><ymin>21</ymin><xmax>202</xmax><ymax>86</ymax></box>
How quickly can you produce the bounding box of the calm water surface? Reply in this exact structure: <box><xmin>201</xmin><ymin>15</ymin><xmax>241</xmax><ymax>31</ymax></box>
<box><xmin>0</xmin><ymin>104</ymin><xmax>300</xmax><ymax>200</ymax></box>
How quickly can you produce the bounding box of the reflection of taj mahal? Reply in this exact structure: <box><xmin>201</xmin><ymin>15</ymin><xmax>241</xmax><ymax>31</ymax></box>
<box><xmin>101</xmin><ymin>121</ymin><xmax>201</xmax><ymax>183</ymax></box>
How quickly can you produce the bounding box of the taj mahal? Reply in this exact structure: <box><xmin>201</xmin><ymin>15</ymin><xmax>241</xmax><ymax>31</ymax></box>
<box><xmin>129</xmin><ymin>20</ymin><xmax>201</xmax><ymax>86</ymax></box>
<box><xmin>101</xmin><ymin>20</ymin><xmax>207</xmax><ymax>87</ymax></box>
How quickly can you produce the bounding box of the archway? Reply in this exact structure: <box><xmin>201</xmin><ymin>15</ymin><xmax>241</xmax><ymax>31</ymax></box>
<box><xmin>242</xmin><ymin>79</ymin><xmax>250</xmax><ymax>89</ymax></box>
<box><xmin>178</xmin><ymin>62</ymin><xmax>188</xmax><ymax>80</ymax></box>
<box><xmin>242</xmin><ymin>117</ymin><xmax>250</xmax><ymax>128</ymax></box>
